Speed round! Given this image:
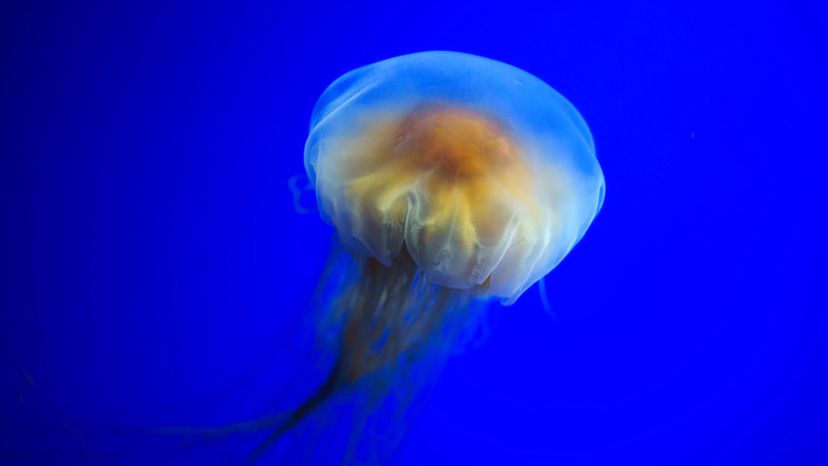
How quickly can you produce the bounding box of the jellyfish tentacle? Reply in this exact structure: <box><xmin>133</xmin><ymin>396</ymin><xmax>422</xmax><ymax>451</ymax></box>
<box><xmin>244</xmin><ymin>359</ymin><xmax>342</xmax><ymax>465</ymax></box>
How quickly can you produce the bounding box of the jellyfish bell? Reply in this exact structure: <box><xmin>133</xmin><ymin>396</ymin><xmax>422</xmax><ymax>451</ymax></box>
<box><xmin>307</xmin><ymin>51</ymin><xmax>605</xmax><ymax>303</ymax></box>
<box><xmin>251</xmin><ymin>51</ymin><xmax>604</xmax><ymax>463</ymax></box>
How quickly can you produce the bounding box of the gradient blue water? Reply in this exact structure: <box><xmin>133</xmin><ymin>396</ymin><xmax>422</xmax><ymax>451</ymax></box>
<box><xmin>1</xmin><ymin>1</ymin><xmax>826</xmax><ymax>465</ymax></box>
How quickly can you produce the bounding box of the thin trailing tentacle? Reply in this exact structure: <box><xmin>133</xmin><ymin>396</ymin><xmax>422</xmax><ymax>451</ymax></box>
<box><xmin>246</xmin><ymin>246</ymin><xmax>488</xmax><ymax>464</ymax></box>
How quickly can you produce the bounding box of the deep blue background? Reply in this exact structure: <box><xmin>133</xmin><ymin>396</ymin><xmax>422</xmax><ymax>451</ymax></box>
<box><xmin>2</xmin><ymin>1</ymin><xmax>826</xmax><ymax>465</ymax></box>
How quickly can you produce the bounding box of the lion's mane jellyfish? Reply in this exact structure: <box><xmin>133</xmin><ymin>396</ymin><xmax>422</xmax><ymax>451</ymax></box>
<box><xmin>254</xmin><ymin>51</ymin><xmax>604</xmax><ymax>463</ymax></box>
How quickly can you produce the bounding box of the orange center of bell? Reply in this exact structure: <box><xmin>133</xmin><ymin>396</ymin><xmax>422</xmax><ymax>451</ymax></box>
<box><xmin>395</xmin><ymin>107</ymin><xmax>517</xmax><ymax>180</ymax></box>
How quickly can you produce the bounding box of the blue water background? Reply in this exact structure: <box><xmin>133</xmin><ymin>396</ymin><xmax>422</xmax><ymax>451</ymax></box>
<box><xmin>1</xmin><ymin>1</ymin><xmax>826</xmax><ymax>464</ymax></box>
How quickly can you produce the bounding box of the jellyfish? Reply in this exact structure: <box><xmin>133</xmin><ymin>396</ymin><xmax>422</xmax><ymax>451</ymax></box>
<box><xmin>251</xmin><ymin>51</ymin><xmax>605</xmax><ymax>463</ymax></box>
